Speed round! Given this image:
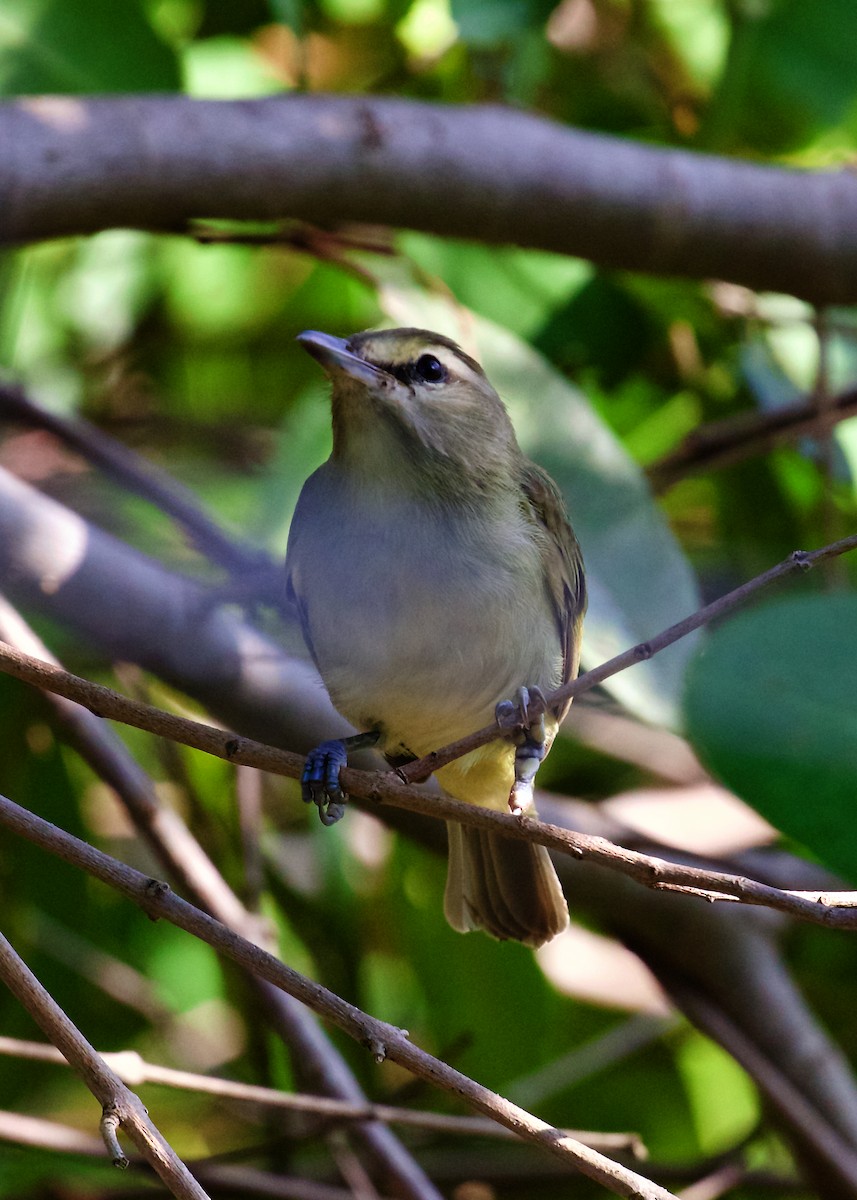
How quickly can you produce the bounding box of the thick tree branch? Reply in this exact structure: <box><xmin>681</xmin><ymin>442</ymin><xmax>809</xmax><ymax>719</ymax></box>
<box><xmin>0</xmin><ymin>464</ymin><xmax>341</xmax><ymax>750</ymax></box>
<box><xmin>3</xmin><ymin>94</ymin><xmax>857</xmax><ymax>303</ymax></box>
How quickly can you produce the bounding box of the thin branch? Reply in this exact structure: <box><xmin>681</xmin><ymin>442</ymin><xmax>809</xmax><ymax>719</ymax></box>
<box><xmin>647</xmin><ymin>385</ymin><xmax>857</xmax><ymax>491</ymax></box>
<box><xmin>396</xmin><ymin>532</ymin><xmax>857</xmax><ymax>784</ymax></box>
<box><xmin>5</xmin><ymin>95</ymin><xmax>857</xmax><ymax>303</ymax></box>
<box><xmin>0</xmin><ymin>597</ymin><xmax>442</xmax><ymax>1200</ymax></box>
<box><xmin>2</xmin><ymin>536</ymin><xmax>857</xmax><ymax>930</ymax></box>
<box><xmin>0</xmin><ymin>382</ymin><xmax>281</xmax><ymax>591</ymax></box>
<box><xmin>0</xmin><ymin>1109</ymin><xmax>105</xmax><ymax>1157</ymax></box>
<box><xmin>0</xmin><ymin>927</ymin><xmax>210</xmax><ymax>1199</ymax></box>
<box><xmin>0</xmin><ymin>637</ymin><xmax>849</xmax><ymax>928</ymax></box>
<box><xmin>0</xmin><ymin>534</ymin><xmax>856</xmax><ymax>933</ymax></box>
<box><xmin>0</xmin><ymin>792</ymin><xmax>676</xmax><ymax>1200</ymax></box>
<box><xmin>0</xmin><ymin>1036</ymin><xmax>643</xmax><ymax>1156</ymax></box>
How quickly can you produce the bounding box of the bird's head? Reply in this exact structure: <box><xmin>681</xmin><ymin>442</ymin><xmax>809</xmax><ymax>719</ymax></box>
<box><xmin>297</xmin><ymin>327</ymin><xmax>521</xmax><ymax>499</ymax></box>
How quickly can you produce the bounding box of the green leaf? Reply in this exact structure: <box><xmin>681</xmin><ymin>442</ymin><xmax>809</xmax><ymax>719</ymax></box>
<box><xmin>676</xmin><ymin>1030</ymin><xmax>759</xmax><ymax>1154</ymax></box>
<box><xmin>401</xmin><ymin>234</ymin><xmax>591</xmax><ymax>342</ymax></box>
<box><xmin>378</xmin><ymin>268</ymin><xmax>701</xmax><ymax>728</ymax></box>
<box><xmin>0</xmin><ymin>0</ymin><xmax>180</xmax><ymax>94</ymax></box>
<box><xmin>705</xmin><ymin>0</ymin><xmax>857</xmax><ymax>152</ymax></box>
<box><xmin>648</xmin><ymin>0</ymin><xmax>728</xmax><ymax>90</ymax></box>
<box><xmin>684</xmin><ymin>593</ymin><xmax>857</xmax><ymax>882</ymax></box>
<box><xmin>451</xmin><ymin>0</ymin><xmax>554</xmax><ymax>46</ymax></box>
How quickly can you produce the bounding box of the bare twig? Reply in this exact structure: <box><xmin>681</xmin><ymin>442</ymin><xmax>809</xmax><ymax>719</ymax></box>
<box><xmin>0</xmin><ymin>1036</ymin><xmax>643</xmax><ymax>1156</ymax></box>
<box><xmin>0</xmin><ymin>793</ymin><xmax>676</xmax><ymax>1200</ymax></box>
<box><xmin>0</xmin><ymin>382</ymin><xmax>280</xmax><ymax>589</ymax></box>
<box><xmin>5</xmin><ymin>95</ymin><xmax>857</xmax><ymax>303</ymax></box>
<box><xmin>0</xmin><ymin>928</ymin><xmax>209</xmax><ymax>1199</ymax></box>
<box><xmin>647</xmin><ymin>385</ymin><xmax>857</xmax><ymax>491</ymax></box>
<box><xmin>0</xmin><ymin>597</ymin><xmax>442</xmax><ymax>1200</ymax></box>
<box><xmin>1</xmin><ymin>536</ymin><xmax>856</xmax><ymax>934</ymax></box>
<box><xmin>397</xmin><ymin>533</ymin><xmax>857</xmax><ymax>783</ymax></box>
<box><xmin>0</xmin><ymin>639</ymin><xmax>847</xmax><ymax>928</ymax></box>
<box><xmin>0</xmin><ymin>1109</ymin><xmax>105</xmax><ymax>1157</ymax></box>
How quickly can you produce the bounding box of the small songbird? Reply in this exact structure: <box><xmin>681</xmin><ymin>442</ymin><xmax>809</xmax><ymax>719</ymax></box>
<box><xmin>286</xmin><ymin>327</ymin><xmax>586</xmax><ymax>946</ymax></box>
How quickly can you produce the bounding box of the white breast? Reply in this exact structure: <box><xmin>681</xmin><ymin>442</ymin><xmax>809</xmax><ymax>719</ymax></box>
<box><xmin>287</xmin><ymin>464</ymin><xmax>563</xmax><ymax>762</ymax></box>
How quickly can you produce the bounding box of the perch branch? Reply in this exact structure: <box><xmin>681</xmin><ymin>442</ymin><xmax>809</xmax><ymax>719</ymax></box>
<box><xmin>0</xmin><ymin>638</ymin><xmax>854</xmax><ymax>928</ymax></box>
<box><xmin>397</xmin><ymin>533</ymin><xmax>857</xmax><ymax>783</ymax></box>
<box><xmin>0</xmin><ymin>597</ymin><xmax>441</xmax><ymax>1200</ymax></box>
<box><xmin>2</xmin><ymin>532</ymin><xmax>857</xmax><ymax>930</ymax></box>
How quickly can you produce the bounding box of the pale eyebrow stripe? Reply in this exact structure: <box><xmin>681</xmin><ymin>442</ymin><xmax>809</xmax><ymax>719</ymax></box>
<box><xmin>427</xmin><ymin>346</ymin><xmax>484</xmax><ymax>386</ymax></box>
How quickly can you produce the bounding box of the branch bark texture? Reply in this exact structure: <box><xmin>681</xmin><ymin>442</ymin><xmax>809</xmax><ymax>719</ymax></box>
<box><xmin>3</xmin><ymin>94</ymin><xmax>857</xmax><ymax>303</ymax></box>
<box><xmin>0</xmin><ymin>791</ymin><xmax>677</xmax><ymax>1200</ymax></box>
<box><xmin>0</xmin><ymin>929</ymin><xmax>209</xmax><ymax>1199</ymax></box>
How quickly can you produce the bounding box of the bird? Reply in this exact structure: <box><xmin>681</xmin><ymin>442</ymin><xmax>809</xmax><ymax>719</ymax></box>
<box><xmin>285</xmin><ymin>327</ymin><xmax>586</xmax><ymax>947</ymax></box>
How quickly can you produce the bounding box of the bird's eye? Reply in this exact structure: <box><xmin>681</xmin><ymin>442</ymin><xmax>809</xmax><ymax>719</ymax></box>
<box><xmin>413</xmin><ymin>354</ymin><xmax>446</xmax><ymax>384</ymax></box>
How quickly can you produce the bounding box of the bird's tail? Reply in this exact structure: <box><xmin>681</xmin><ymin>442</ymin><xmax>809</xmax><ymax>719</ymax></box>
<box><xmin>444</xmin><ymin>822</ymin><xmax>569</xmax><ymax>947</ymax></box>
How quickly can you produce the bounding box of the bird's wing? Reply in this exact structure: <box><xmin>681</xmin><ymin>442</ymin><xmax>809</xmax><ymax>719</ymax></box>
<box><xmin>285</xmin><ymin>569</ymin><xmax>322</xmax><ymax>674</ymax></box>
<box><xmin>520</xmin><ymin>461</ymin><xmax>587</xmax><ymax>720</ymax></box>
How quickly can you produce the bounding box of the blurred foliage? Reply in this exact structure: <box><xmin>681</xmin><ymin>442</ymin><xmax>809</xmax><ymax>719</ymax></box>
<box><xmin>1</xmin><ymin>2</ymin><xmax>857</xmax><ymax>1199</ymax></box>
<box><xmin>686</xmin><ymin>594</ymin><xmax>857</xmax><ymax>884</ymax></box>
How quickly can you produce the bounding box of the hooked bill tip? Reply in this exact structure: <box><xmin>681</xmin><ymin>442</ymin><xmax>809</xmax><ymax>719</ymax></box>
<box><xmin>296</xmin><ymin>330</ymin><xmax>350</xmax><ymax>360</ymax></box>
<box><xmin>297</xmin><ymin>330</ymin><xmax>389</xmax><ymax>388</ymax></box>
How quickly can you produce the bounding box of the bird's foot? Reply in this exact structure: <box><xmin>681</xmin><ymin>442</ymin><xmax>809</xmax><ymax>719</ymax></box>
<box><xmin>301</xmin><ymin>731</ymin><xmax>380</xmax><ymax>826</ymax></box>
<box><xmin>495</xmin><ymin>686</ymin><xmax>547</xmax><ymax>816</ymax></box>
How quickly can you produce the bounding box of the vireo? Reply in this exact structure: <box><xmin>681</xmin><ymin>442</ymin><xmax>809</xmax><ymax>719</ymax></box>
<box><xmin>286</xmin><ymin>327</ymin><xmax>586</xmax><ymax>947</ymax></box>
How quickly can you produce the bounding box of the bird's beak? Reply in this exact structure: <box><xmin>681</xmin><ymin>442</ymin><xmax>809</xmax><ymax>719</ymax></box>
<box><xmin>297</xmin><ymin>331</ymin><xmax>389</xmax><ymax>388</ymax></box>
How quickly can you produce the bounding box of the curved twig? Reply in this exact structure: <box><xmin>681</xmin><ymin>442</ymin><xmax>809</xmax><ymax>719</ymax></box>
<box><xmin>0</xmin><ymin>929</ymin><xmax>209</xmax><ymax>1198</ymax></box>
<box><xmin>0</xmin><ymin>792</ymin><xmax>676</xmax><ymax>1200</ymax></box>
<box><xmin>0</xmin><ymin>598</ymin><xmax>441</xmax><ymax>1200</ymax></box>
<box><xmin>0</xmin><ymin>383</ymin><xmax>278</xmax><ymax>586</ymax></box>
<box><xmin>1</xmin><ymin>632</ymin><xmax>857</xmax><ymax>930</ymax></box>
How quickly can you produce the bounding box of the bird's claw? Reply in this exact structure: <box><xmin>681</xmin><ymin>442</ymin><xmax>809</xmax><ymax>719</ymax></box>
<box><xmin>301</xmin><ymin>730</ymin><xmax>381</xmax><ymax>826</ymax></box>
<box><xmin>495</xmin><ymin>686</ymin><xmax>545</xmax><ymax>736</ymax></box>
<box><xmin>495</xmin><ymin>687</ymin><xmax>548</xmax><ymax>816</ymax></box>
<box><xmin>301</xmin><ymin>739</ymin><xmax>349</xmax><ymax>826</ymax></box>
